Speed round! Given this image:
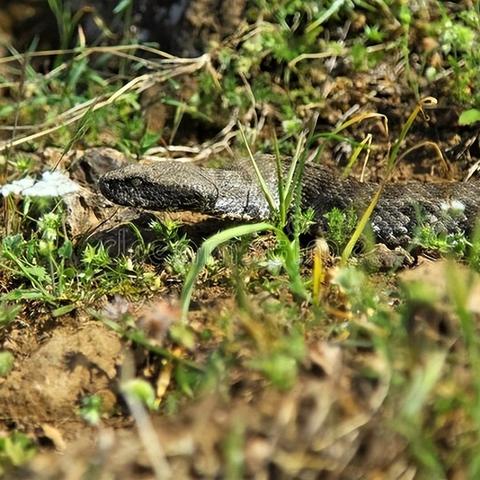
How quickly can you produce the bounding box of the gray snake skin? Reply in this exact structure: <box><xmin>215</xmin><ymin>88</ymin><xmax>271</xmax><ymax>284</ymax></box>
<box><xmin>99</xmin><ymin>155</ymin><xmax>480</xmax><ymax>247</ymax></box>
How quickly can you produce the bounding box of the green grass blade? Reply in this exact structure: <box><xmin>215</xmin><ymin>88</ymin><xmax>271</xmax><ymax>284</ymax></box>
<box><xmin>387</xmin><ymin>97</ymin><xmax>437</xmax><ymax>170</ymax></box>
<box><xmin>237</xmin><ymin>123</ymin><xmax>277</xmax><ymax>213</ymax></box>
<box><xmin>341</xmin><ymin>134</ymin><xmax>372</xmax><ymax>179</ymax></box>
<box><xmin>285</xmin><ymin>113</ymin><xmax>318</xmax><ymax>213</ymax></box>
<box><xmin>272</xmin><ymin>129</ymin><xmax>286</xmax><ymax>225</ymax></box>
<box><xmin>341</xmin><ymin>98</ymin><xmax>436</xmax><ymax>263</ymax></box>
<box><xmin>341</xmin><ymin>186</ymin><xmax>384</xmax><ymax>264</ymax></box>
<box><xmin>306</xmin><ymin>0</ymin><xmax>348</xmax><ymax>34</ymax></box>
<box><xmin>180</xmin><ymin>222</ymin><xmax>274</xmax><ymax>321</ymax></box>
<box><xmin>283</xmin><ymin>130</ymin><xmax>306</xmax><ymax>208</ymax></box>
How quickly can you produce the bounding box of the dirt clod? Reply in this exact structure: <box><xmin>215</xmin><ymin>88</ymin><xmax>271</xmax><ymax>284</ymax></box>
<box><xmin>0</xmin><ymin>323</ymin><xmax>122</xmax><ymax>431</ymax></box>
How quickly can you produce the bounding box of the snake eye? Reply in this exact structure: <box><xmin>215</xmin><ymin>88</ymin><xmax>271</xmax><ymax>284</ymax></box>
<box><xmin>131</xmin><ymin>177</ymin><xmax>142</xmax><ymax>188</ymax></box>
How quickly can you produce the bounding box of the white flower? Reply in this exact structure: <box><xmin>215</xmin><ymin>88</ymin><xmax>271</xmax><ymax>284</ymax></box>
<box><xmin>440</xmin><ymin>199</ymin><xmax>465</xmax><ymax>218</ymax></box>
<box><xmin>1</xmin><ymin>177</ymin><xmax>35</xmax><ymax>196</ymax></box>
<box><xmin>1</xmin><ymin>171</ymin><xmax>79</xmax><ymax>198</ymax></box>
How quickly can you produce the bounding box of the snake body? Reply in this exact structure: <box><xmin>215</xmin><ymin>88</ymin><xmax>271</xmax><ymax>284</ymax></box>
<box><xmin>99</xmin><ymin>156</ymin><xmax>480</xmax><ymax>247</ymax></box>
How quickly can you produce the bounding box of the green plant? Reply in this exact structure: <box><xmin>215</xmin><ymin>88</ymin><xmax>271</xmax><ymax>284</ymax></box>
<box><xmin>248</xmin><ymin>329</ymin><xmax>305</xmax><ymax>389</ymax></box>
<box><xmin>394</xmin><ymin>350</ymin><xmax>448</xmax><ymax>478</ymax></box>
<box><xmin>0</xmin><ymin>352</ymin><xmax>14</xmax><ymax>377</ymax></box>
<box><xmin>48</xmin><ymin>0</ymin><xmax>79</xmax><ymax>51</ymax></box>
<box><xmin>0</xmin><ymin>206</ymin><xmax>76</xmax><ymax>303</ymax></box>
<box><xmin>433</xmin><ymin>3</ymin><xmax>480</xmax><ymax>108</ymax></box>
<box><xmin>0</xmin><ymin>203</ymin><xmax>160</xmax><ymax>307</ymax></box>
<box><xmin>179</xmin><ymin>124</ymin><xmax>318</xmax><ymax>320</ymax></box>
<box><xmin>223</xmin><ymin>421</ymin><xmax>246</xmax><ymax>480</ymax></box>
<box><xmin>0</xmin><ymin>432</ymin><xmax>36</xmax><ymax>475</ymax></box>
<box><xmin>79</xmin><ymin>394</ymin><xmax>103</xmax><ymax>425</ymax></box>
<box><xmin>340</xmin><ymin>97</ymin><xmax>436</xmax><ymax>263</ymax></box>
<box><xmin>118</xmin><ymin>116</ymin><xmax>161</xmax><ymax>157</ymax></box>
<box><xmin>0</xmin><ymin>303</ymin><xmax>21</xmax><ymax>329</ymax></box>
<box><xmin>324</xmin><ymin>207</ymin><xmax>358</xmax><ymax>254</ymax></box>
<box><xmin>413</xmin><ymin>225</ymin><xmax>469</xmax><ymax>257</ymax></box>
<box><xmin>150</xmin><ymin>219</ymin><xmax>194</xmax><ymax>277</ymax></box>
<box><xmin>121</xmin><ymin>378</ymin><xmax>158</xmax><ymax>411</ymax></box>
<box><xmin>391</xmin><ymin>259</ymin><xmax>480</xmax><ymax>477</ymax></box>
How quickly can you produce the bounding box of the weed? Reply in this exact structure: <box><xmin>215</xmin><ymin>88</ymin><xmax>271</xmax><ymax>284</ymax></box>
<box><xmin>0</xmin><ymin>206</ymin><xmax>73</xmax><ymax>302</ymax></box>
<box><xmin>324</xmin><ymin>207</ymin><xmax>358</xmax><ymax>254</ymax></box>
<box><xmin>47</xmin><ymin>0</ymin><xmax>78</xmax><ymax>51</ymax></box>
<box><xmin>121</xmin><ymin>378</ymin><xmax>158</xmax><ymax>411</ymax></box>
<box><xmin>149</xmin><ymin>219</ymin><xmax>194</xmax><ymax>277</ymax></box>
<box><xmin>0</xmin><ymin>432</ymin><xmax>36</xmax><ymax>475</ymax></box>
<box><xmin>432</xmin><ymin>3</ymin><xmax>480</xmax><ymax>108</ymax></box>
<box><xmin>393</xmin><ymin>259</ymin><xmax>480</xmax><ymax>476</ymax></box>
<box><xmin>394</xmin><ymin>350</ymin><xmax>447</xmax><ymax>478</ymax></box>
<box><xmin>0</xmin><ymin>205</ymin><xmax>159</xmax><ymax>306</ymax></box>
<box><xmin>340</xmin><ymin>96</ymin><xmax>436</xmax><ymax>263</ymax></box>
<box><xmin>248</xmin><ymin>329</ymin><xmax>305</xmax><ymax>389</ymax></box>
<box><xmin>79</xmin><ymin>394</ymin><xmax>103</xmax><ymax>425</ymax></box>
<box><xmin>114</xmin><ymin>0</ymin><xmax>135</xmax><ymax>50</ymax></box>
<box><xmin>0</xmin><ymin>351</ymin><xmax>14</xmax><ymax>377</ymax></box>
<box><xmin>117</xmin><ymin>116</ymin><xmax>161</xmax><ymax>157</ymax></box>
<box><xmin>180</xmin><ymin>222</ymin><xmax>275</xmax><ymax>320</ymax></box>
<box><xmin>413</xmin><ymin>225</ymin><xmax>469</xmax><ymax>257</ymax></box>
<box><xmin>223</xmin><ymin>421</ymin><xmax>245</xmax><ymax>480</ymax></box>
<box><xmin>178</xmin><ymin>122</ymin><xmax>319</xmax><ymax>319</ymax></box>
<box><xmin>0</xmin><ymin>303</ymin><xmax>21</xmax><ymax>329</ymax></box>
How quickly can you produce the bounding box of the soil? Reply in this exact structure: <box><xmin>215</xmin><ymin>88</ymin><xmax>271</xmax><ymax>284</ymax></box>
<box><xmin>1</xmin><ymin>321</ymin><xmax>122</xmax><ymax>429</ymax></box>
<box><xmin>0</xmin><ymin>0</ymin><xmax>246</xmax><ymax>57</ymax></box>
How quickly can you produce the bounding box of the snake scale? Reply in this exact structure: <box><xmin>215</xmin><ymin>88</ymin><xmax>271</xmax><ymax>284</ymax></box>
<box><xmin>98</xmin><ymin>155</ymin><xmax>480</xmax><ymax>248</ymax></box>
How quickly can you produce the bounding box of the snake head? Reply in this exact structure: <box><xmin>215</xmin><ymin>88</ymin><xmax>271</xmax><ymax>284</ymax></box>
<box><xmin>100</xmin><ymin>158</ymin><xmax>277</xmax><ymax>220</ymax></box>
<box><xmin>99</xmin><ymin>161</ymin><xmax>219</xmax><ymax>212</ymax></box>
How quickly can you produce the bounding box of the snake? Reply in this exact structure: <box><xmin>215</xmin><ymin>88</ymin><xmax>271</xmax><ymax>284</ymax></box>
<box><xmin>98</xmin><ymin>155</ymin><xmax>480</xmax><ymax>248</ymax></box>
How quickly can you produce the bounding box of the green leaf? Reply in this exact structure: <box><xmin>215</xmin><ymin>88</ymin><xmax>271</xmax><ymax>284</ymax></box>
<box><xmin>22</xmin><ymin>265</ymin><xmax>48</xmax><ymax>282</ymax></box>
<box><xmin>174</xmin><ymin>364</ymin><xmax>198</xmax><ymax>397</ymax></box>
<box><xmin>58</xmin><ymin>240</ymin><xmax>73</xmax><ymax>259</ymax></box>
<box><xmin>169</xmin><ymin>324</ymin><xmax>195</xmax><ymax>350</ymax></box>
<box><xmin>121</xmin><ymin>378</ymin><xmax>157</xmax><ymax>410</ymax></box>
<box><xmin>180</xmin><ymin>222</ymin><xmax>275</xmax><ymax>320</ymax></box>
<box><xmin>1</xmin><ymin>289</ymin><xmax>54</xmax><ymax>302</ymax></box>
<box><xmin>79</xmin><ymin>394</ymin><xmax>103</xmax><ymax>425</ymax></box>
<box><xmin>401</xmin><ymin>350</ymin><xmax>447</xmax><ymax>419</ymax></box>
<box><xmin>0</xmin><ymin>304</ymin><xmax>21</xmax><ymax>328</ymax></box>
<box><xmin>0</xmin><ymin>351</ymin><xmax>14</xmax><ymax>376</ymax></box>
<box><xmin>0</xmin><ymin>432</ymin><xmax>36</xmax><ymax>467</ymax></box>
<box><xmin>113</xmin><ymin>0</ymin><xmax>132</xmax><ymax>14</ymax></box>
<box><xmin>459</xmin><ymin>109</ymin><xmax>480</xmax><ymax>126</ymax></box>
<box><xmin>52</xmin><ymin>304</ymin><xmax>76</xmax><ymax>317</ymax></box>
